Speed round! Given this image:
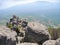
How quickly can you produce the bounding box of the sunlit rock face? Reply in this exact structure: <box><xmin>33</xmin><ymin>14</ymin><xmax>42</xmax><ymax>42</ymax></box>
<box><xmin>0</xmin><ymin>26</ymin><xmax>17</xmax><ymax>45</ymax></box>
<box><xmin>56</xmin><ymin>38</ymin><xmax>60</xmax><ymax>45</ymax></box>
<box><xmin>25</xmin><ymin>22</ymin><xmax>51</xmax><ymax>44</ymax></box>
<box><xmin>42</xmin><ymin>40</ymin><xmax>56</xmax><ymax>45</ymax></box>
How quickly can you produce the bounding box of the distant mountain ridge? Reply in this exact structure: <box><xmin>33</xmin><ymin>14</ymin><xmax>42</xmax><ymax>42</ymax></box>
<box><xmin>0</xmin><ymin>1</ymin><xmax>60</xmax><ymax>14</ymax></box>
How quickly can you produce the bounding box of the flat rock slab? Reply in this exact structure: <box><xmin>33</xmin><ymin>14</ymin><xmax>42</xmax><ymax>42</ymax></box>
<box><xmin>17</xmin><ymin>43</ymin><xmax>38</xmax><ymax>45</ymax></box>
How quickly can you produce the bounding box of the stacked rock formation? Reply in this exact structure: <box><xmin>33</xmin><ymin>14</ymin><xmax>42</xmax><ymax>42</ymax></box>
<box><xmin>0</xmin><ymin>16</ymin><xmax>52</xmax><ymax>45</ymax></box>
<box><xmin>6</xmin><ymin>15</ymin><xmax>28</xmax><ymax>44</ymax></box>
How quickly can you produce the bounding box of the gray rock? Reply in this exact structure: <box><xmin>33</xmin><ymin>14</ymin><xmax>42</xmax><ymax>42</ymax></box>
<box><xmin>25</xmin><ymin>22</ymin><xmax>51</xmax><ymax>44</ymax></box>
<box><xmin>56</xmin><ymin>38</ymin><xmax>60</xmax><ymax>45</ymax></box>
<box><xmin>0</xmin><ymin>26</ymin><xmax>17</xmax><ymax>45</ymax></box>
<box><xmin>42</xmin><ymin>40</ymin><xmax>56</xmax><ymax>45</ymax></box>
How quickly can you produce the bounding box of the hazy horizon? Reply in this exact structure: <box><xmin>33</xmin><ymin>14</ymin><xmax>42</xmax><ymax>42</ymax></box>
<box><xmin>0</xmin><ymin>0</ymin><xmax>60</xmax><ymax>26</ymax></box>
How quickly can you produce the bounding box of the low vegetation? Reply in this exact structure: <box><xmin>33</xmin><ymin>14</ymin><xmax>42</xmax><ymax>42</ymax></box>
<box><xmin>48</xmin><ymin>26</ymin><xmax>60</xmax><ymax>40</ymax></box>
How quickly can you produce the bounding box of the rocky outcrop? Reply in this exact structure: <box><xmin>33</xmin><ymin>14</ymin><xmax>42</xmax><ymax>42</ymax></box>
<box><xmin>42</xmin><ymin>40</ymin><xmax>56</xmax><ymax>45</ymax></box>
<box><xmin>0</xmin><ymin>18</ymin><xmax>51</xmax><ymax>45</ymax></box>
<box><xmin>0</xmin><ymin>26</ymin><xmax>17</xmax><ymax>45</ymax></box>
<box><xmin>24</xmin><ymin>22</ymin><xmax>51</xmax><ymax>44</ymax></box>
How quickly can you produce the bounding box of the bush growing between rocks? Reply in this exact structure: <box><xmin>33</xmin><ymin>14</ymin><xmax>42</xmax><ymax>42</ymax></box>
<box><xmin>48</xmin><ymin>27</ymin><xmax>60</xmax><ymax>40</ymax></box>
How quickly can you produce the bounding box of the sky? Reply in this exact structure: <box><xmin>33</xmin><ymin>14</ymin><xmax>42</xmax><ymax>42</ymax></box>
<box><xmin>0</xmin><ymin>0</ymin><xmax>60</xmax><ymax>9</ymax></box>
